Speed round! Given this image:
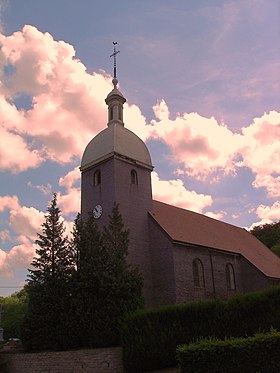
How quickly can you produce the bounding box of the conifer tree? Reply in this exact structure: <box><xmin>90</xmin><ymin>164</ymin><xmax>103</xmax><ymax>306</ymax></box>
<box><xmin>22</xmin><ymin>194</ymin><xmax>74</xmax><ymax>351</ymax></box>
<box><xmin>70</xmin><ymin>212</ymin><xmax>104</xmax><ymax>347</ymax></box>
<box><xmin>29</xmin><ymin>193</ymin><xmax>73</xmax><ymax>282</ymax></box>
<box><xmin>75</xmin><ymin>205</ymin><xmax>143</xmax><ymax>347</ymax></box>
<box><xmin>101</xmin><ymin>203</ymin><xmax>144</xmax><ymax>316</ymax></box>
<box><xmin>72</xmin><ymin>204</ymin><xmax>144</xmax><ymax>347</ymax></box>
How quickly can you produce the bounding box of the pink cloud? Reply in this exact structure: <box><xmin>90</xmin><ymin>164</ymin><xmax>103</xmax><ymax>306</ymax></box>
<box><xmin>205</xmin><ymin>211</ymin><xmax>227</xmax><ymax>220</ymax></box>
<box><xmin>256</xmin><ymin>201</ymin><xmax>280</xmax><ymax>221</ymax></box>
<box><xmin>151</xmin><ymin>171</ymin><xmax>212</xmax><ymax>213</ymax></box>
<box><xmin>252</xmin><ymin>175</ymin><xmax>280</xmax><ymax>198</ymax></box>
<box><xmin>0</xmin><ymin>25</ymin><xmax>114</xmax><ymax>169</ymax></box>
<box><xmin>27</xmin><ymin>181</ymin><xmax>52</xmax><ymax>195</ymax></box>
<box><xmin>0</xmin><ymin>244</ymin><xmax>35</xmax><ymax>279</ymax></box>
<box><xmin>57</xmin><ymin>188</ymin><xmax>81</xmax><ymax>216</ymax></box>
<box><xmin>10</xmin><ymin>206</ymin><xmax>44</xmax><ymax>239</ymax></box>
<box><xmin>0</xmin><ymin>195</ymin><xmax>44</xmax><ymax>239</ymax></box>
<box><xmin>0</xmin><ymin>124</ymin><xmax>43</xmax><ymax>172</ymax></box>
<box><xmin>148</xmin><ymin>100</ymin><xmax>243</xmax><ymax>179</ymax></box>
<box><xmin>241</xmin><ymin>111</ymin><xmax>280</xmax><ymax>196</ymax></box>
<box><xmin>57</xmin><ymin>167</ymin><xmax>81</xmax><ymax>215</ymax></box>
<box><xmin>0</xmin><ymin>229</ymin><xmax>11</xmax><ymax>241</ymax></box>
<box><xmin>0</xmin><ymin>249</ymin><xmax>12</xmax><ymax>278</ymax></box>
<box><xmin>59</xmin><ymin>166</ymin><xmax>80</xmax><ymax>189</ymax></box>
<box><xmin>0</xmin><ymin>195</ymin><xmax>20</xmax><ymax>211</ymax></box>
<box><xmin>145</xmin><ymin>102</ymin><xmax>279</xmax><ymax>196</ymax></box>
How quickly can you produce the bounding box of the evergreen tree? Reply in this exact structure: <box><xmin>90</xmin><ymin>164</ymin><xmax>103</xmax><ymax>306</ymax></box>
<box><xmin>73</xmin><ymin>204</ymin><xmax>144</xmax><ymax>347</ymax></box>
<box><xmin>70</xmin><ymin>212</ymin><xmax>104</xmax><ymax>347</ymax></box>
<box><xmin>22</xmin><ymin>200</ymin><xmax>144</xmax><ymax>351</ymax></box>
<box><xmin>29</xmin><ymin>193</ymin><xmax>73</xmax><ymax>282</ymax></box>
<box><xmin>22</xmin><ymin>194</ymin><xmax>74</xmax><ymax>351</ymax></box>
<box><xmin>101</xmin><ymin>203</ymin><xmax>144</xmax><ymax>317</ymax></box>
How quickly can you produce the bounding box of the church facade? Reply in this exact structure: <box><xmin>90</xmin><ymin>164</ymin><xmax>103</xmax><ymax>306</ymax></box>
<box><xmin>80</xmin><ymin>75</ymin><xmax>280</xmax><ymax>308</ymax></box>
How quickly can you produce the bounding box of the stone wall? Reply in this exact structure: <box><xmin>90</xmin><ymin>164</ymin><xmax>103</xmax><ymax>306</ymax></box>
<box><xmin>0</xmin><ymin>347</ymin><xmax>123</xmax><ymax>373</ymax></box>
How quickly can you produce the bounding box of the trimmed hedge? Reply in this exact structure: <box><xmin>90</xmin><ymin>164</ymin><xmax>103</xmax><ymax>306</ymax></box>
<box><xmin>177</xmin><ymin>330</ymin><xmax>280</xmax><ymax>373</ymax></box>
<box><xmin>121</xmin><ymin>286</ymin><xmax>280</xmax><ymax>372</ymax></box>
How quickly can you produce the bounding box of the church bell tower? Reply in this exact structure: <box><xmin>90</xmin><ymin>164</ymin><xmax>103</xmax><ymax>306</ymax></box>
<box><xmin>80</xmin><ymin>43</ymin><xmax>154</xmax><ymax>305</ymax></box>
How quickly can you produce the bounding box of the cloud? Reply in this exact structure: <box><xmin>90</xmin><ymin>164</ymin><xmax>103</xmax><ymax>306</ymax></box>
<box><xmin>0</xmin><ymin>25</ymin><xmax>150</xmax><ymax>172</ymax></box>
<box><xmin>10</xmin><ymin>205</ymin><xmax>44</xmax><ymax>239</ymax></box>
<box><xmin>59</xmin><ymin>166</ymin><xmax>80</xmax><ymax>189</ymax></box>
<box><xmin>57</xmin><ymin>167</ymin><xmax>80</xmax><ymax>215</ymax></box>
<box><xmin>147</xmin><ymin>100</ymin><xmax>243</xmax><ymax>180</ymax></box>
<box><xmin>241</xmin><ymin>111</ymin><xmax>280</xmax><ymax>197</ymax></box>
<box><xmin>144</xmin><ymin>102</ymin><xmax>279</xmax><ymax>197</ymax></box>
<box><xmin>252</xmin><ymin>175</ymin><xmax>280</xmax><ymax>198</ymax></box>
<box><xmin>27</xmin><ymin>181</ymin><xmax>52</xmax><ymax>195</ymax></box>
<box><xmin>125</xmin><ymin>102</ymin><xmax>151</xmax><ymax>140</ymax></box>
<box><xmin>0</xmin><ymin>229</ymin><xmax>11</xmax><ymax>241</ymax></box>
<box><xmin>205</xmin><ymin>211</ymin><xmax>227</xmax><ymax>220</ymax></box>
<box><xmin>0</xmin><ymin>25</ymin><xmax>114</xmax><ymax>170</ymax></box>
<box><xmin>0</xmin><ymin>194</ymin><xmax>44</xmax><ymax>240</ymax></box>
<box><xmin>151</xmin><ymin>171</ymin><xmax>212</xmax><ymax>213</ymax></box>
<box><xmin>0</xmin><ymin>195</ymin><xmax>20</xmax><ymax>211</ymax></box>
<box><xmin>57</xmin><ymin>188</ymin><xmax>81</xmax><ymax>216</ymax></box>
<box><xmin>256</xmin><ymin>201</ymin><xmax>280</xmax><ymax>221</ymax></box>
<box><xmin>0</xmin><ymin>122</ymin><xmax>43</xmax><ymax>172</ymax></box>
<box><xmin>0</xmin><ymin>243</ymin><xmax>35</xmax><ymax>279</ymax></box>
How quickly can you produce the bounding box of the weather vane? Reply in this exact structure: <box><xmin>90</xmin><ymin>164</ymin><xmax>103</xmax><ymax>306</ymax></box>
<box><xmin>110</xmin><ymin>41</ymin><xmax>120</xmax><ymax>82</ymax></box>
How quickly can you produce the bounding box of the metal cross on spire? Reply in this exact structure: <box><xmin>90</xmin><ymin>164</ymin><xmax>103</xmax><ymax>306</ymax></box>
<box><xmin>110</xmin><ymin>41</ymin><xmax>120</xmax><ymax>88</ymax></box>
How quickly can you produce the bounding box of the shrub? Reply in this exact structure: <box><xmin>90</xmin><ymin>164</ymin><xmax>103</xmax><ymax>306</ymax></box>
<box><xmin>121</xmin><ymin>286</ymin><xmax>280</xmax><ymax>372</ymax></box>
<box><xmin>177</xmin><ymin>330</ymin><xmax>280</xmax><ymax>373</ymax></box>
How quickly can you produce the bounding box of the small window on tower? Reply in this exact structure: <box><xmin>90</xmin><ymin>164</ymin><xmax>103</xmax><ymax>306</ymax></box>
<box><xmin>131</xmin><ymin>170</ymin><xmax>138</xmax><ymax>185</ymax></box>
<box><xmin>93</xmin><ymin>170</ymin><xmax>101</xmax><ymax>186</ymax></box>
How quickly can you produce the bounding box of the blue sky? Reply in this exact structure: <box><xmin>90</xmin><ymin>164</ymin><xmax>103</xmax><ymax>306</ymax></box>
<box><xmin>0</xmin><ymin>0</ymin><xmax>279</xmax><ymax>296</ymax></box>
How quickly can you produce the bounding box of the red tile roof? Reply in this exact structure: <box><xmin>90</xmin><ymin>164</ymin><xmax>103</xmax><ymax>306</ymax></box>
<box><xmin>150</xmin><ymin>200</ymin><xmax>280</xmax><ymax>279</ymax></box>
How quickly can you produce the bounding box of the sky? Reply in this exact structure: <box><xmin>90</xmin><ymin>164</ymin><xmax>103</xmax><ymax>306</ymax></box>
<box><xmin>0</xmin><ymin>0</ymin><xmax>279</xmax><ymax>296</ymax></box>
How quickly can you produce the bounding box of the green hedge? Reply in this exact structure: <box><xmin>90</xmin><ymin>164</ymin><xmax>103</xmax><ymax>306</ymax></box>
<box><xmin>177</xmin><ymin>330</ymin><xmax>280</xmax><ymax>373</ymax></box>
<box><xmin>121</xmin><ymin>286</ymin><xmax>280</xmax><ymax>372</ymax></box>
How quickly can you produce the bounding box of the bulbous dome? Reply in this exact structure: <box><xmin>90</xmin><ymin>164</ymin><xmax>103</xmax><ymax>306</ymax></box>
<box><xmin>81</xmin><ymin>122</ymin><xmax>152</xmax><ymax>171</ymax></box>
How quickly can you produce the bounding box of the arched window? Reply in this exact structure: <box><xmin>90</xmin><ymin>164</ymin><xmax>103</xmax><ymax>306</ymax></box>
<box><xmin>93</xmin><ymin>170</ymin><xmax>101</xmax><ymax>186</ymax></box>
<box><xmin>226</xmin><ymin>263</ymin><xmax>236</xmax><ymax>290</ymax></box>
<box><xmin>131</xmin><ymin>169</ymin><xmax>138</xmax><ymax>185</ymax></box>
<box><xmin>193</xmin><ymin>259</ymin><xmax>205</xmax><ymax>288</ymax></box>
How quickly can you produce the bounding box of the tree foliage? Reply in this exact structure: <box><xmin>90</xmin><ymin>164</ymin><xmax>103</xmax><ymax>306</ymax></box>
<box><xmin>29</xmin><ymin>193</ymin><xmax>74</xmax><ymax>283</ymax></box>
<box><xmin>251</xmin><ymin>221</ymin><xmax>280</xmax><ymax>257</ymax></box>
<box><xmin>0</xmin><ymin>289</ymin><xmax>28</xmax><ymax>340</ymax></box>
<box><xmin>22</xmin><ymin>198</ymin><xmax>144</xmax><ymax>351</ymax></box>
<box><xmin>22</xmin><ymin>194</ymin><xmax>74</xmax><ymax>351</ymax></box>
<box><xmin>72</xmin><ymin>204</ymin><xmax>144</xmax><ymax>348</ymax></box>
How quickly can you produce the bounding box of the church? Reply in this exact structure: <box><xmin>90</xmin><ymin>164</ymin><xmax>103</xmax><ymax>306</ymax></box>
<box><xmin>80</xmin><ymin>60</ymin><xmax>280</xmax><ymax>308</ymax></box>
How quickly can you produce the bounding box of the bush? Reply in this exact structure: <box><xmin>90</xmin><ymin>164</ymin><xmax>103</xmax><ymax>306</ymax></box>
<box><xmin>121</xmin><ymin>286</ymin><xmax>280</xmax><ymax>372</ymax></box>
<box><xmin>177</xmin><ymin>330</ymin><xmax>280</xmax><ymax>373</ymax></box>
<box><xmin>0</xmin><ymin>296</ymin><xmax>27</xmax><ymax>340</ymax></box>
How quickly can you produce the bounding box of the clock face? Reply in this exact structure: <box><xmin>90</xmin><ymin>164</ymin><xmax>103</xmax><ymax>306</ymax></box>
<box><xmin>93</xmin><ymin>204</ymin><xmax>103</xmax><ymax>219</ymax></box>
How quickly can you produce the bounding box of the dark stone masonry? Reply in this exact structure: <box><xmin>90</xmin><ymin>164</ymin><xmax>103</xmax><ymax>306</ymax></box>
<box><xmin>1</xmin><ymin>347</ymin><xmax>123</xmax><ymax>373</ymax></box>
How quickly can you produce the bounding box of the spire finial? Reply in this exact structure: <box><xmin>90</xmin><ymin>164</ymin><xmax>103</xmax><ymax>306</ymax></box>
<box><xmin>110</xmin><ymin>41</ymin><xmax>120</xmax><ymax>88</ymax></box>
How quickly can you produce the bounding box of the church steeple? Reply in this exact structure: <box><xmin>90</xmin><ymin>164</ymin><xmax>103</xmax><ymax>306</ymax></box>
<box><xmin>105</xmin><ymin>42</ymin><xmax>126</xmax><ymax>126</ymax></box>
